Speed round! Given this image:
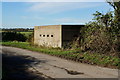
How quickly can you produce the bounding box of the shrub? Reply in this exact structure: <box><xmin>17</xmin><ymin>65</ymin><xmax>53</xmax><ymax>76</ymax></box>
<box><xmin>27</xmin><ymin>32</ymin><xmax>34</xmax><ymax>45</ymax></box>
<box><xmin>71</xmin><ymin>11</ymin><xmax>119</xmax><ymax>56</ymax></box>
<box><xmin>2</xmin><ymin>32</ymin><xmax>27</xmax><ymax>42</ymax></box>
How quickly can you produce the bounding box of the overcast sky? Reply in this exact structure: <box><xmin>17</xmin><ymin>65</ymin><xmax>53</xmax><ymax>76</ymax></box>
<box><xmin>2</xmin><ymin>2</ymin><xmax>113</xmax><ymax>28</ymax></box>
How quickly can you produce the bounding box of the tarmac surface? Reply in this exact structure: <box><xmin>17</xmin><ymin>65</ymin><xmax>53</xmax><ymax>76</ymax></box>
<box><xmin>1</xmin><ymin>46</ymin><xmax>119</xmax><ymax>80</ymax></box>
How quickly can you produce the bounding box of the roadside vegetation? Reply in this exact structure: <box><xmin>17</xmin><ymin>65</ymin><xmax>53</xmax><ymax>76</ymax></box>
<box><xmin>1</xmin><ymin>1</ymin><xmax>120</xmax><ymax>69</ymax></box>
<box><xmin>69</xmin><ymin>2</ymin><xmax>120</xmax><ymax>57</ymax></box>
<box><xmin>1</xmin><ymin>41</ymin><xmax>119</xmax><ymax>69</ymax></box>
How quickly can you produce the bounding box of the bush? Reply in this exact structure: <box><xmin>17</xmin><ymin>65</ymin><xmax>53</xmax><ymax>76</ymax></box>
<box><xmin>27</xmin><ymin>32</ymin><xmax>34</xmax><ymax>45</ymax></box>
<box><xmin>2</xmin><ymin>32</ymin><xmax>27</xmax><ymax>42</ymax></box>
<box><xmin>71</xmin><ymin>11</ymin><xmax>119</xmax><ymax>56</ymax></box>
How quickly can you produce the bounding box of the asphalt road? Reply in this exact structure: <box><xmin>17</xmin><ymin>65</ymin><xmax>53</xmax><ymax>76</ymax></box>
<box><xmin>1</xmin><ymin>46</ymin><xmax>119</xmax><ymax>80</ymax></box>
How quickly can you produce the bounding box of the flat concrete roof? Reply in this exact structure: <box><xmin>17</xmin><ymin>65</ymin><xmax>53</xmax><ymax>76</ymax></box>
<box><xmin>35</xmin><ymin>24</ymin><xmax>85</xmax><ymax>27</ymax></box>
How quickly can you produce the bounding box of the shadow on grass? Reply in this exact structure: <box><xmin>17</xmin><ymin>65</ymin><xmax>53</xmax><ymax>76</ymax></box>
<box><xmin>2</xmin><ymin>52</ymin><xmax>47</xmax><ymax>80</ymax></box>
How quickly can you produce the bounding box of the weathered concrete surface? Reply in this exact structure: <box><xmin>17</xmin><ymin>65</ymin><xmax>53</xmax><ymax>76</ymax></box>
<box><xmin>34</xmin><ymin>25</ymin><xmax>62</xmax><ymax>48</ymax></box>
<box><xmin>34</xmin><ymin>25</ymin><xmax>84</xmax><ymax>48</ymax></box>
<box><xmin>1</xmin><ymin>46</ymin><xmax>118</xmax><ymax>79</ymax></box>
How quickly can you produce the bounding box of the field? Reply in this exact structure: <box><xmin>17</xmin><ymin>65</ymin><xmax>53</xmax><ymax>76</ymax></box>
<box><xmin>1</xmin><ymin>41</ymin><xmax>119</xmax><ymax>69</ymax></box>
<box><xmin>18</xmin><ymin>32</ymin><xmax>33</xmax><ymax>38</ymax></box>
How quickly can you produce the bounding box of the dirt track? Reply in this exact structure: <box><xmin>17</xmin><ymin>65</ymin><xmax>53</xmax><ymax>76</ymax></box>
<box><xmin>1</xmin><ymin>46</ymin><xmax>119</xmax><ymax>80</ymax></box>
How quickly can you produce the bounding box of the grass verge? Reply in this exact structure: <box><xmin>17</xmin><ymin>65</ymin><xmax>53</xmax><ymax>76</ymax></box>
<box><xmin>1</xmin><ymin>41</ymin><xmax>119</xmax><ymax>69</ymax></box>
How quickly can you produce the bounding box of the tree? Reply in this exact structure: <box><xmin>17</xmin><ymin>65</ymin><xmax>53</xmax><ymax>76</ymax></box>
<box><xmin>93</xmin><ymin>11</ymin><xmax>114</xmax><ymax>28</ymax></box>
<box><xmin>107</xmin><ymin>1</ymin><xmax>120</xmax><ymax>29</ymax></box>
<box><xmin>78</xmin><ymin>10</ymin><xmax>119</xmax><ymax>55</ymax></box>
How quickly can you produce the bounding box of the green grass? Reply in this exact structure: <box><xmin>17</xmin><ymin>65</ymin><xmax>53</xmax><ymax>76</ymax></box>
<box><xmin>1</xmin><ymin>41</ymin><xmax>119</xmax><ymax>69</ymax></box>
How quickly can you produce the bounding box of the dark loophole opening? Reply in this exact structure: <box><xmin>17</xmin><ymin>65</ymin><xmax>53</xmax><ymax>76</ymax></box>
<box><xmin>43</xmin><ymin>35</ymin><xmax>45</xmax><ymax>37</ymax></box>
<box><xmin>47</xmin><ymin>35</ymin><xmax>49</xmax><ymax>37</ymax></box>
<box><xmin>51</xmin><ymin>35</ymin><xmax>53</xmax><ymax>37</ymax></box>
